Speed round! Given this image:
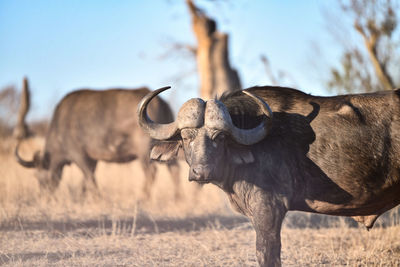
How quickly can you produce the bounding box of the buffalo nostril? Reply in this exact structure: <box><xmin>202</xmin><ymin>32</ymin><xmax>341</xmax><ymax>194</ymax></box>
<box><xmin>192</xmin><ymin>167</ymin><xmax>201</xmax><ymax>177</ymax></box>
<box><xmin>191</xmin><ymin>165</ymin><xmax>211</xmax><ymax>180</ymax></box>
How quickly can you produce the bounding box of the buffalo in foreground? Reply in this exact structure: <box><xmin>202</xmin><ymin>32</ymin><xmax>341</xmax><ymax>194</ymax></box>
<box><xmin>138</xmin><ymin>86</ymin><xmax>400</xmax><ymax>266</ymax></box>
<box><xmin>16</xmin><ymin>87</ymin><xmax>181</xmax><ymax>200</ymax></box>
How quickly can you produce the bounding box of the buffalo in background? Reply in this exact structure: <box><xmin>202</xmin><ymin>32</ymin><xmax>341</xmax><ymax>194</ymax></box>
<box><xmin>15</xmin><ymin>87</ymin><xmax>181</xmax><ymax>200</ymax></box>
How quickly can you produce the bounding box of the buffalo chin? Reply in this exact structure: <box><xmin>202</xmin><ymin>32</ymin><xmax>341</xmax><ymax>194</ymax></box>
<box><xmin>188</xmin><ymin>176</ymin><xmax>212</xmax><ymax>184</ymax></box>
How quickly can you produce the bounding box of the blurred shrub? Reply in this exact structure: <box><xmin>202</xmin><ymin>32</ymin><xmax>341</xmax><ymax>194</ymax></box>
<box><xmin>0</xmin><ymin>85</ymin><xmax>19</xmax><ymax>138</ymax></box>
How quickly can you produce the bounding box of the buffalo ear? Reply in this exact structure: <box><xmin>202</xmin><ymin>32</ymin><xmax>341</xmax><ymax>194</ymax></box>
<box><xmin>150</xmin><ymin>141</ymin><xmax>181</xmax><ymax>162</ymax></box>
<box><xmin>230</xmin><ymin>147</ymin><xmax>255</xmax><ymax>165</ymax></box>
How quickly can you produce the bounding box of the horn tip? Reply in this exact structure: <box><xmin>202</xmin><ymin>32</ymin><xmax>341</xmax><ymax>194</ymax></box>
<box><xmin>157</xmin><ymin>86</ymin><xmax>171</xmax><ymax>92</ymax></box>
<box><xmin>242</xmin><ymin>90</ymin><xmax>253</xmax><ymax>97</ymax></box>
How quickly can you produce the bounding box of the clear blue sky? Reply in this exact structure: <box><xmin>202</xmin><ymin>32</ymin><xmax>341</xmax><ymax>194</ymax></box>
<box><xmin>0</xmin><ymin>0</ymin><xmax>343</xmax><ymax>121</ymax></box>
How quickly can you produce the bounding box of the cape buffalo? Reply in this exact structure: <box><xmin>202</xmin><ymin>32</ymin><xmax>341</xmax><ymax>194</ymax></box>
<box><xmin>138</xmin><ymin>86</ymin><xmax>400</xmax><ymax>266</ymax></box>
<box><xmin>15</xmin><ymin>87</ymin><xmax>181</xmax><ymax>200</ymax></box>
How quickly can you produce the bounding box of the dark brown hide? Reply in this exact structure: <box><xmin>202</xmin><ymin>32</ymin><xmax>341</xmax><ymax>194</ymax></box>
<box><xmin>139</xmin><ymin>86</ymin><xmax>400</xmax><ymax>266</ymax></box>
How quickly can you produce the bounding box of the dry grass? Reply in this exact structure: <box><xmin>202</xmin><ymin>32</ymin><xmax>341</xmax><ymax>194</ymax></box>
<box><xmin>1</xmin><ymin>136</ymin><xmax>399</xmax><ymax>266</ymax></box>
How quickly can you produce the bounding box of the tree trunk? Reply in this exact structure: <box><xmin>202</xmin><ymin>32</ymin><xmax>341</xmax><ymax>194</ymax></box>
<box><xmin>354</xmin><ymin>22</ymin><xmax>395</xmax><ymax>91</ymax></box>
<box><xmin>13</xmin><ymin>77</ymin><xmax>31</xmax><ymax>140</ymax></box>
<box><xmin>187</xmin><ymin>0</ymin><xmax>241</xmax><ymax>99</ymax></box>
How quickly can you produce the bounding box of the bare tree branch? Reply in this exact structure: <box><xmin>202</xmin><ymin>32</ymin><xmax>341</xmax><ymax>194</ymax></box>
<box><xmin>158</xmin><ymin>42</ymin><xmax>197</xmax><ymax>61</ymax></box>
<box><xmin>326</xmin><ymin>0</ymin><xmax>398</xmax><ymax>93</ymax></box>
<box><xmin>260</xmin><ymin>55</ymin><xmax>278</xmax><ymax>85</ymax></box>
<box><xmin>354</xmin><ymin>20</ymin><xmax>395</xmax><ymax>90</ymax></box>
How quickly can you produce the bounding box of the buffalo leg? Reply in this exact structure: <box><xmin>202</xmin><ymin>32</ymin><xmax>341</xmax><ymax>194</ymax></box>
<box><xmin>140</xmin><ymin>159</ymin><xmax>157</xmax><ymax>200</ymax></box>
<box><xmin>167</xmin><ymin>160</ymin><xmax>182</xmax><ymax>200</ymax></box>
<box><xmin>252</xmin><ymin>201</ymin><xmax>286</xmax><ymax>267</ymax></box>
<box><xmin>43</xmin><ymin>161</ymin><xmax>65</xmax><ymax>193</ymax></box>
<box><xmin>74</xmin><ymin>156</ymin><xmax>98</xmax><ymax>194</ymax></box>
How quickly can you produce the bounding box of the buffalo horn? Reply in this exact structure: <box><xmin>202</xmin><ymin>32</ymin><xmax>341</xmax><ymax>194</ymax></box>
<box><xmin>14</xmin><ymin>142</ymin><xmax>39</xmax><ymax>168</ymax></box>
<box><xmin>137</xmin><ymin>86</ymin><xmax>179</xmax><ymax>140</ymax></box>
<box><xmin>228</xmin><ymin>90</ymin><xmax>273</xmax><ymax>145</ymax></box>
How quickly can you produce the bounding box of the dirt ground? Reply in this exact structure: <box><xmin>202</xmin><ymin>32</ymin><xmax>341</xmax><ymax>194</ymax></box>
<box><xmin>1</xmin><ymin>137</ymin><xmax>400</xmax><ymax>266</ymax></box>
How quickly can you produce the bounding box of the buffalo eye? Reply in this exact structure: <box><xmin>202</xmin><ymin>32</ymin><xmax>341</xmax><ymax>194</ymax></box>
<box><xmin>216</xmin><ymin>133</ymin><xmax>226</xmax><ymax>142</ymax></box>
<box><xmin>182</xmin><ymin>136</ymin><xmax>191</xmax><ymax>142</ymax></box>
<box><xmin>212</xmin><ymin>132</ymin><xmax>226</xmax><ymax>143</ymax></box>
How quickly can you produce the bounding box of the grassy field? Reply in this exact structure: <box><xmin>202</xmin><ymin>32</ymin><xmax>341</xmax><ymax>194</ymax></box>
<box><xmin>1</xmin><ymin>137</ymin><xmax>400</xmax><ymax>266</ymax></box>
